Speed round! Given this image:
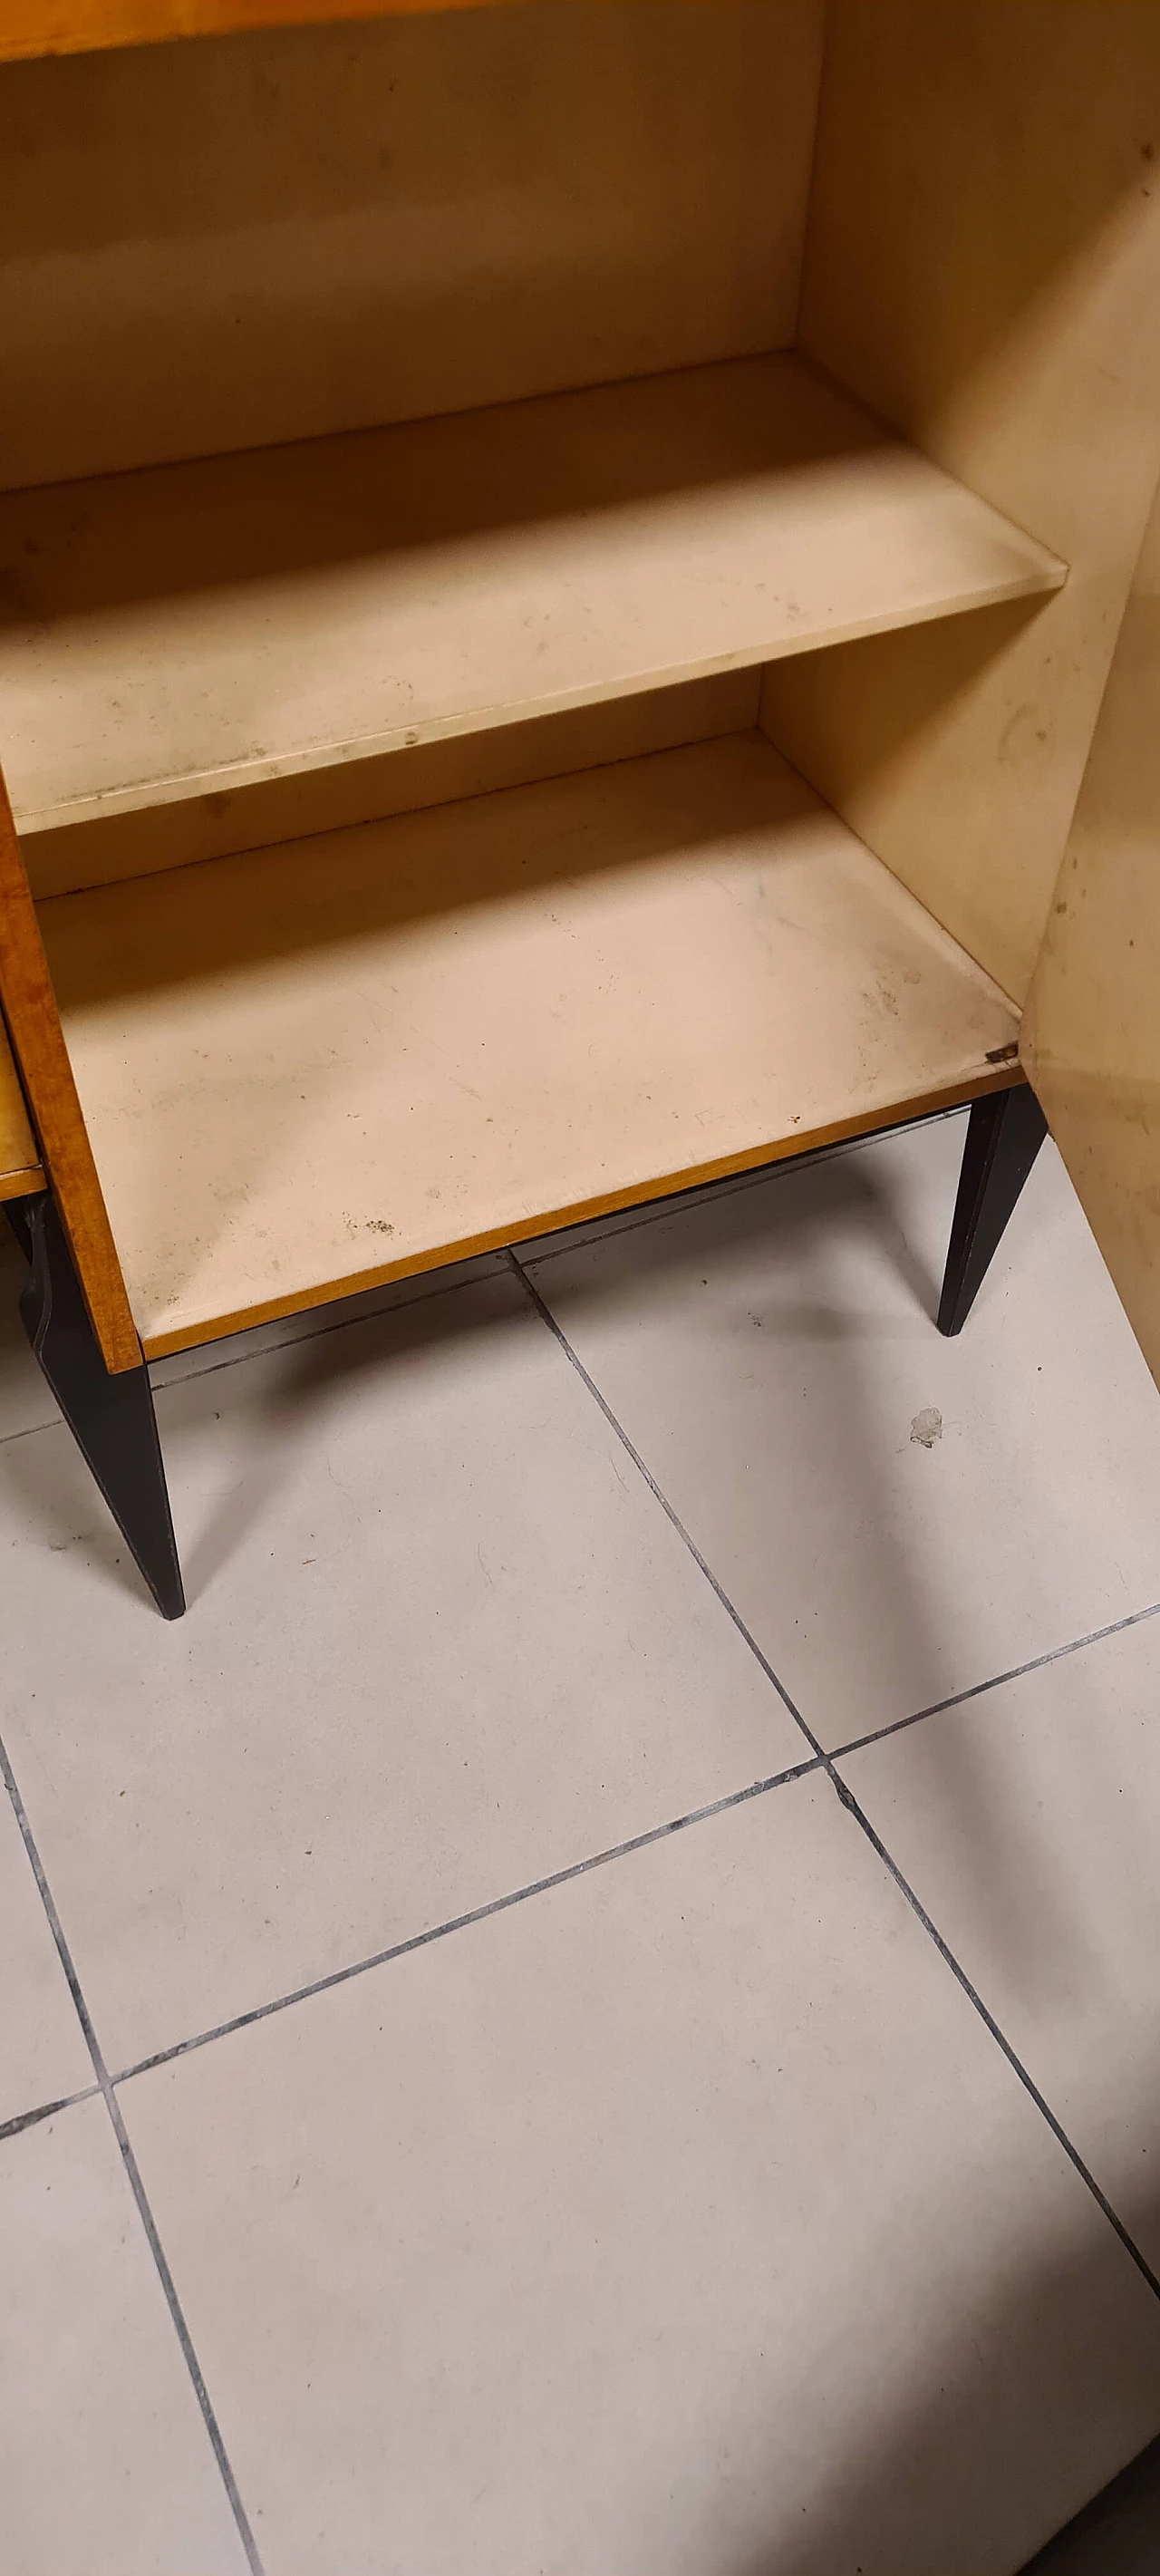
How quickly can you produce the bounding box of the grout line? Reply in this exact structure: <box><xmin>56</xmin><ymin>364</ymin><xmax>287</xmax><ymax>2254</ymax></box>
<box><xmin>508</xmin><ymin>1251</ymin><xmax>827</xmax><ymax>1764</ymax></box>
<box><xmin>111</xmin><ymin>1757</ymin><xmax>822</xmax><ymax>2086</ymax></box>
<box><xmin>0</xmin><ymin>1415</ymin><xmax>64</xmax><ymax>1451</ymax></box>
<box><xmin>0</xmin><ymin>1728</ymin><xmax>266</xmax><ymax>2576</ymax></box>
<box><xmin>830</xmin><ymin>1598</ymin><xmax>1160</xmax><ymax>1762</ymax></box>
<box><xmin>0</xmin><ymin>2083</ymin><xmax>101</xmax><ymax>2144</ymax></box>
<box><xmin>513</xmin><ymin>1247</ymin><xmax>1160</xmax><ymax>2306</ymax></box>
<box><xmin>829</xmin><ymin>1768</ymin><xmax>1160</xmax><ymax>2302</ymax></box>
<box><xmin>11</xmin><ymin>1111</ymin><xmax>1146</xmax><ymax>2338</ymax></box>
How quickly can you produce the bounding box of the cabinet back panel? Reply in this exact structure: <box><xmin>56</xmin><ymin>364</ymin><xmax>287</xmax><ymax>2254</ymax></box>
<box><xmin>763</xmin><ymin>0</ymin><xmax>1160</xmax><ymax>1002</ymax></box>
<box><xmin>0</xmin><ymin>0</ymin><xmax>824</xmax><ymax>489</ymax></box>
<box><xmin>22</xmin><ymin>673</ymin><xmax>759</xmax><ymax>900</ymax></box>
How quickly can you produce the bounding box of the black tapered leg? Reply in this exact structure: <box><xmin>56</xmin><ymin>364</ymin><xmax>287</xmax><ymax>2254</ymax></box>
<box><xmin>5</xmin><ymin>1191</ymin><xmax>185</xmax><ymax>1617</ymax></box>
<box><xmin>937</xmin><ymin>1084</ymin><xmax>1049</xmax><ymax>1337</ymax></box>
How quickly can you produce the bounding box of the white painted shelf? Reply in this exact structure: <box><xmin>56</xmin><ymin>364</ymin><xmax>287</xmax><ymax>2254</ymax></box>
<box><xmin>1</xmin><ymin>352</ymin><xmax>1064</xmax><ymax>838</ymax></box>
<box><xmin>38</xmin><ymin>731</ymin><xmax>1021</xmax><ymax>1355</ymax></box>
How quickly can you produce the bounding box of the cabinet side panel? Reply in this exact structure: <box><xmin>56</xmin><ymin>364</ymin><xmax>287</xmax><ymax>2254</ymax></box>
<box><xmin>0</xmin><ymin>1006</ymin><xmax>43</xmax><ymax>1196</ymax></box>
<box><xmin>0</xmin><ymin>0</ymin><xmax>825</xmax><ymax>488</ymax></box>
<box><xmin>1022</xmin><ymin>481</ymin><xmax>1160</xmax><ymax>1392</ymax></box>
<box><xmin>763</xmin><ymin>0</ymin><xmax>1160</xmax><ymax>1002</ymax></box>
<box><xmin>0</xmin><ymin>773</ymin><xmax>139</xmax><ymax>1364</ymax></box>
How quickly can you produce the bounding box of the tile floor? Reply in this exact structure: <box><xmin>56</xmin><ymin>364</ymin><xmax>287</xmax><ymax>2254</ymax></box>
<box><xmin>3</xmin><ymin>1109</ymin><xmax>1160</xmax><ymax>2575</ymax></box>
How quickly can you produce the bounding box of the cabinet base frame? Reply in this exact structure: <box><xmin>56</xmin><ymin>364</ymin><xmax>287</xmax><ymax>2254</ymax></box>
<box><xmin>6</xmin><ymin>1086</ymin><xmax>1045</xmax><ymax>1619</ymax></box>
<box><xmin>937</xmin><ymin>1086</ymin><xmax>1049</xmax><ymax>1339</ymax></box>
<box><xmin>5</xmin><ymin>1192</ymin><xmax>184</xmax><ymax>1621</ymax></box>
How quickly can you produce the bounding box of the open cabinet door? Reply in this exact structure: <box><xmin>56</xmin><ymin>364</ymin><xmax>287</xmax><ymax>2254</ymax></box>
<box><xmin>1021</xmin><ymin>477</ymin><xmax>1160</xmax><ymax>1390</ymax></box>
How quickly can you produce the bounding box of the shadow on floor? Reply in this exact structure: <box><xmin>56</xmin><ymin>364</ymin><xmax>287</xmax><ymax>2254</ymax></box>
<box><xmin>1019</xmin><ymin>2437</ymin><xmax>1160</xmax><ymax>2572</ymax></box>
<box><xmin>713</xmin><ymin>2193</ymin><xmax>1160</xmax><ymax>2576</ymax></box>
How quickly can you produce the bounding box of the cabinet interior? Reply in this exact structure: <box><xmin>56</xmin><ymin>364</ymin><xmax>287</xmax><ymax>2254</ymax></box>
<box><xmin>2</xmin><ymin>0</ymin><xmax>1158</xmax><ymax>1347</ymax></box>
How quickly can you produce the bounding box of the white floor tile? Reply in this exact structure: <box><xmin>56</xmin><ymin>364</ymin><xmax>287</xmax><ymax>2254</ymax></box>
<box><xmin>839</xmin><ymin>1607</ymin><xmax>1160</xmax><ymax>2274</ymax></box>
<box><xmin>0</xmin><ymin>1271</ymin><xmax>805</xmax><ymax>2071</ymax></box>
<box><xmin>120</xmin><ymin>1777</ymin><xmax>1160</xmax><ymax>2576</ymax></box>
<box><xmin>525</xmin><ymin>1119</ymin><xmax>1160</xmax><ymax>1744</ymax></box>
<box><xmin>6</xmin><ymin>1109</ymin><xmax>1160</xmax><ymax>2571</ymax></box>
<box><xmin>0</xmin><ymin>1783</ymin><xmax>92</xmax><ymax>2129</ymax></box>
<box><xmin>0</xmin><ymin>2095</ymin><xmax>248</xmax><ymax>2576</ymax></box>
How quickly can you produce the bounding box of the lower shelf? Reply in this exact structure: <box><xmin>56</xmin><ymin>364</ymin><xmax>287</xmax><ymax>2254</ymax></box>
<box><xmin>38</xmin><ymin>731</ymin><xmax>1020</xmax><ymax>1356</ymax></box>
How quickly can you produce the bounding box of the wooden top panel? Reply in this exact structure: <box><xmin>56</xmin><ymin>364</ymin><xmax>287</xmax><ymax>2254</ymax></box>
<box><xmin>5</xmin><ymin>0</ymin><xmax>510</xmax><ymax>62</ymax></box>
<box><xmin>0</xmin><ymin>353</ymin><xmax>1064</xmax><ymax>838</ymax></box>
<box><xmin>38</xmin><ymin>731</ymin><xmax>1021</xmax><ymax>1354</ymax></box>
